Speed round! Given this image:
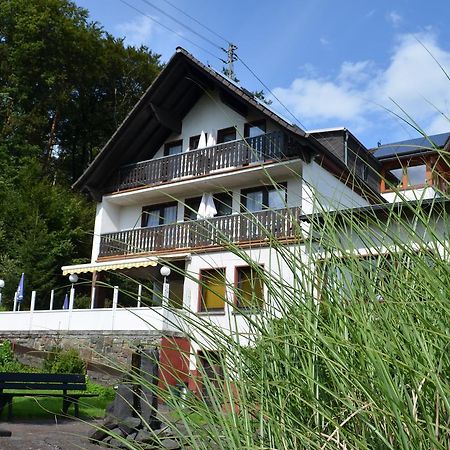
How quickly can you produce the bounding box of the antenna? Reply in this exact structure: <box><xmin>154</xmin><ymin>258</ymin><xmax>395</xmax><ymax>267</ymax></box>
<box><xmin>223</xmin><ymin>43</ymin><xmax>238</xmax><ymax>81</ymax></box>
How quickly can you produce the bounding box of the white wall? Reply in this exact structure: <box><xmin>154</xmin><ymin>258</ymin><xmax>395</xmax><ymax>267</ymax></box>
<box><xmin>302</xmin><ymin>161</ymin><xmax>370</xmax><ymax>214</ymax></box>
<box><xmin>152</xmin><ymin>90</ymin><xmax>262</xmax><ymax>158</ymax></box>
<box><xmin>183</xmin><ymin>244</ymin><xmax>309</xmax><ymax>369</ymax></box>
<box><xmin>92</xmin><ymin>201</ymin><xmax>121</xmax><ymax>261</ymax></box>
<box><xmin>382</xmin><ymin>186</ymin><xmax>437</xmax><ymax>203</ymax></box>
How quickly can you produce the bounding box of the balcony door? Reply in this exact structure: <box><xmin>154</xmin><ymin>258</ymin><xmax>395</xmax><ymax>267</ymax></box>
<box><xmin>142</xmin><ymin>202</ymin><xmax>178</xmax><ymax>250</ymax></box>
<box><xmin>240</xmin><ymin>184</ymin><xmax>287</xmax><ymax>240</ymax></box>
<box><xmin>244</xmin><ymin>120</ymin><xmax>266</xmax><ymax>163</ymax></box>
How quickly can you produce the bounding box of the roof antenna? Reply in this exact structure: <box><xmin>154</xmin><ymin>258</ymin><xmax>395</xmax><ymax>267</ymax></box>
<box><xmin>223</xmin><ymin>43</ymin><xmax>238</xmax><ymax>81</ymax></box>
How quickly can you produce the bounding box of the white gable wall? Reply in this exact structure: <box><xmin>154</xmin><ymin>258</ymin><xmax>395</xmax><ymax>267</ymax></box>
<box><xmin>151</xmin><ymin>90</ymin><xmax>273</xmax><ymax>158</ymax></box>
<box><xmin>302</xmin><ymin>161</ymin><xmax>370</xmax><ymax>214</ymax></box>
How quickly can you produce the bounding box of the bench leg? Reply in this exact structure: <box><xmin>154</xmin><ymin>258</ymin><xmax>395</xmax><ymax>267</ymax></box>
<box><xmin>0</xmin><ymin>396</ymin><xmax>13</xmax><ymax>421</ymax></box>
<box><xmin>62</xmin><ymin>397</ymin><xmax>70</xmax><ymax>415</ymax></box>
<box><xmin>62</xmin><ymin>396</ymin><xmax>80</xmax><ymax>417</ymax></box>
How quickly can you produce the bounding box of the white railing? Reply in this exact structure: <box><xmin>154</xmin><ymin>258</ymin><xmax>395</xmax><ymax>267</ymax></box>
<box><xmin>0</xmin><ymin>285</ymin><xmax>185</xmax><ymax>333</ymax></box>
<box><xmin>0</xmin><ymin>306</ymin><xmax>184</xmax><ymax>333</ymax></box>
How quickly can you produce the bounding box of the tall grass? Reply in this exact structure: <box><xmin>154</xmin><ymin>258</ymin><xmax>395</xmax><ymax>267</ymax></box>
<box><xmin>88</xmin><ymin>117</ymin><xmax>450</xmax><ymax>449</ymax></box>
<box><xmin>102</xmin><ymin>171</ymin><xmax>450</xmax><ymax>449</ymax></box>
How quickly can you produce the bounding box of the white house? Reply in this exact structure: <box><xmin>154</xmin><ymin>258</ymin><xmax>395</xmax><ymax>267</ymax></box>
<box><xmin>2</xmin><ymin>47</ymin><xmax>449</xmax><ymax>391</ymax></box>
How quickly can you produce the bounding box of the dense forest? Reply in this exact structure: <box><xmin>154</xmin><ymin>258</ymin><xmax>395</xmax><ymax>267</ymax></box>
<box><xmin>0</xmin><ymin>0</ymin><xmax>162</xmax><ymax>307</ymax></box>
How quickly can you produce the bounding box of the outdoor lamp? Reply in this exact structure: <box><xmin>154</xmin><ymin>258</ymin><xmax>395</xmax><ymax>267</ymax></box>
<box><xmin>69</xmin><ymin>274</ymin><xmax>79</xmax><ymax>284</ymax></box>
<box><xmin>0</xmin><ymin>279</ymin><xmax>4</xmax><ymax>306</ymax></box>
<box><xmin>160</xmin><ymin>266</ymin><xmax>171</xmax><ymax>278</ymax></box>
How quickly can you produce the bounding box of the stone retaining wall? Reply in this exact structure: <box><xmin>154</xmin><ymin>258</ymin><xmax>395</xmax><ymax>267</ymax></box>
<box><xmin>0</xmin><ymin>330</ymin><xmax>180</xmax><ymax>385</ymax></box>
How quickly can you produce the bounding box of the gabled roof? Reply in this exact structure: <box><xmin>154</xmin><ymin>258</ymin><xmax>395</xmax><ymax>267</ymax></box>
<box><xmin>74</xmin><ymin>47</ymin><xmax>384</xmax><ymax>204</ymax></box>
<box><xmin>372</xmin><ymin>132</ymin><xmax>450</xmax><ymax>160</ymax></box>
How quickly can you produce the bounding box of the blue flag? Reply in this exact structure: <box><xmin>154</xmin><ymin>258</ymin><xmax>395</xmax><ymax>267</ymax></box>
<box><xmin>16</xmin><ymin>273</ymin><xmax>24</xmax><ymax>303</ymax></box>
<box><xmin>63</xmin><ymin>293</ymin><xmax>69</xmax><ymax>310</ymax></box>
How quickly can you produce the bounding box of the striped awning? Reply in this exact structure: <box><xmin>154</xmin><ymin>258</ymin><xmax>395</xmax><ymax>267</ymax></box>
<box><xmin>61</xmin><ymin>257</ymin><xmax>158</xmax><ymax>275</ymax></box>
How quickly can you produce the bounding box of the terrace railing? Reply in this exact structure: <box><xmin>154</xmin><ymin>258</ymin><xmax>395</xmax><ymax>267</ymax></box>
<box><xmin>99</xmin><ymin>207</ymin><xmax>302</xmax><ymax>258</ymax></box>
<box><xmin>111</xmin><ymin>131</ymin><xmax>301</xmax><ymax>192</ymax></box>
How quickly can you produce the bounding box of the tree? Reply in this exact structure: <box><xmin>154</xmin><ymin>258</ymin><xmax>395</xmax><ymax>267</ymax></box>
<box><xmin>0</xmin><ymin>0</ymin><xmax>163</xmax><ymax>306</ymax></box>
<box><xmin>0</xmin><ymin>0</ymin><xmax>163</xmax><ymax>181</ymax></box>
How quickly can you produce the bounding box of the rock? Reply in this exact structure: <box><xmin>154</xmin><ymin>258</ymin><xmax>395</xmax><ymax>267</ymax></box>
<box><xmin>126</xmin><ymin>431</ymin><xmax>138</xmax><ymax>441</ymax></box>
<box><xmin>89</xmin><ymin>420</ymin><xmax>118</xmax><ymax>443</ymax></box>
<box><xmin>108</xmin><ymin>438</ymin><xmax>123</xmax><ymax>448</ymax></box>
<box><xmin>118</xmin><ymin>416</ymin><xmax>141</xmax><ymax>435</ymax></box>
<box><xmin>139</xmin><ymin>348</ymin><xmax>160</xmax><ymax>430</ymax></box>
<box><xmin>160</xmin><ymin>438</ymin><xmax>181</xmax><ymax>449</ymax></box>
<box><xmin>135</xmin><ymin>429</ymin><xmax>155</xmax><ymax>444</ymax></box>
<box><xmin>110</xmin><ymin>383</ymin><xmax>135</xmax><ymax>419</ymax></box>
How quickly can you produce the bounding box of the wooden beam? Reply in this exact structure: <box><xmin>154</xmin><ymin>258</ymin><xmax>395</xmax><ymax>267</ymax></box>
<box><xmin>150</xmin><ymin>102</ymin><xmax>182</xmax><ymax>134</ymax></box>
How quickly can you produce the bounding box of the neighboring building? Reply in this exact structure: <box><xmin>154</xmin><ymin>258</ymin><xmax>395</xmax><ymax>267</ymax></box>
<box><xmin>372</xmin><ymin>132</ymin><xmax>450</xmax><ymax>202</ymax></box>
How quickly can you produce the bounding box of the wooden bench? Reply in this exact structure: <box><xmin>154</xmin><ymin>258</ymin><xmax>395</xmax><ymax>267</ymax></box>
<box><xmin>0</xmin><ymin>372</ymin><xmax>98</xmax><ymax>419</ymax></box>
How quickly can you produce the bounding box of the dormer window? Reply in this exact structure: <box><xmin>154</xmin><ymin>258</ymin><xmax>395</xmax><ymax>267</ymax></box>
<box><xmin>217</xmin><ymin>127</ymin><xmax>236</xmax><ymax>144</ymax></box>
<box><xmin>164</xmin><ymin>140</ymin><xmax>183</xmax><ymax>156</ymax></box>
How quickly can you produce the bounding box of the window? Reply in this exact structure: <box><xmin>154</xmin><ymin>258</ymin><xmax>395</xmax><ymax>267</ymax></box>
<box><xmin>407</xmin><ymin>164</ymin><xmax>427</xmax><ymax>186</ymax></box>
<box><xmin>199</xmin><ymin>268</ymin><xmax>226</xmax><ymax>312</ymax></box>
<box><xmin>184</xmin><ymin>193</ymin><xmax>233</xmax><ymax>220</ymax></box>
<box><xmin>189</xmin><ymin>135</ymin><xmax>201</xmax><ymax>150</ymax></box>
<box><xmin>244</xmin><ymin>120</ymin><xmax>266</xmax><ymax>138</ymax></box>
<box><xmin>142</xmin><ymin>202</ymin><xmax>177</xmax><ymax>227</ymax></box>
<box><xmin>164</xmin><ymin>140</ymin><xmax>183</xmax><ymax>156</ymax></box>
<box><xmin>213</xmin><ymin>192</ymin><xmax>233</xmax><ymax>216</ymax></box>
<box><xmin>390</xmin><ymin>168</ymin><xmax>403</xmax><ymax>188</ymax></box>
<box><xmin>217</xmin><ymin>127</ymin><xmax>236</xmax><ymax>144</ymax></box>
<box><xmin>236</xmin><ymin>266</ymin><xmax>264</xmax><ymax>310</ymax></box>
<box><xmin>184</xmin><ymin>196</ymin><xmax>202</xmax><ymax>221</ymax></box>
<box><xmin>383</xmin><ymin>161</ymin><xmax>428</xmax><ymax>192</ymax></box>
<box><xmin>241</xmin><ymin>184</ymin><xmax>287</xmax><ymax>212</ymax></box>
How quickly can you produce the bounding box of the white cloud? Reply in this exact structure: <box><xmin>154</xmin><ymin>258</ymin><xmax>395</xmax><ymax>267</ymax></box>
<box><xmin>387</xmin><ymin>11</ymin><xmax>403</xmax><ymax>27</ymax></box>
<box><xmin>320</xmin><ymin>37</ymin><xmax>330</xmax><ymax>46</ymax></box>
<box><xmin>116</xmin><ymin>16</ymin><xmax>155</xmax><ymax>48</ymax></box>
<box><xmin>271</xmin><ymin>32</ymin><xmax>450</xmax><ymax>144</ymax></box>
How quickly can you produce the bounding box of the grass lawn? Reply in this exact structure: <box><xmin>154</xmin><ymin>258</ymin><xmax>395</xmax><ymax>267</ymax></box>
<box><xmin>1</xmin><ymin>382</ymin><xmax>115</xmax><ymax>420</ymax></box>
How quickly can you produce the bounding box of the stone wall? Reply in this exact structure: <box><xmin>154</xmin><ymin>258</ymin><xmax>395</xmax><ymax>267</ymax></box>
<box><xmin>0</xmin><ymin>330</ymin><xmax>178</xmax><ymax>385</ymax></box>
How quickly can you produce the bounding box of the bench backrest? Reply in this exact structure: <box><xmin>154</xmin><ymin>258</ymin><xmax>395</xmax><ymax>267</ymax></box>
<box><xmin>0</xmin><ymin>373</ymin><xmax>87</xmax><ymax>391</ymax></box>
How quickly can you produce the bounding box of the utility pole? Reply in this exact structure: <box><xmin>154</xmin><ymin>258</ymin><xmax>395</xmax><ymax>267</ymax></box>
<box><xmin>223</xmin><ymin>43</ymin><xmax>238</xmax><ymax>81</ymax></box>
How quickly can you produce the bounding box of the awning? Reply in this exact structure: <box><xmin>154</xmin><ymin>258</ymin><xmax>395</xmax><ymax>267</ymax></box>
<box><xmin>61</xmin><ymin>257</ymin><xmax>158</xmax><ymax>275</ymax></box>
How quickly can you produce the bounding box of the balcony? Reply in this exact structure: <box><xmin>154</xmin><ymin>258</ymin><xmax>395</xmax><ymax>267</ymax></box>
<box><xmin>99</xmin><ymin>207</ymin><xmax>302</xmax><ymax>258</ymax></box>
<box><xmin>110</xmin><ymin>131</ymin><xmax>302</xmax><ymax>193</ymax></box>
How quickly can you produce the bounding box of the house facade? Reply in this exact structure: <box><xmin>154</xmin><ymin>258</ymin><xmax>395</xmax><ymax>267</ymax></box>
<box><xmin>2</xmin><ymin>47</ymin><xmax>447</xmax><ymax>390</ymax></box>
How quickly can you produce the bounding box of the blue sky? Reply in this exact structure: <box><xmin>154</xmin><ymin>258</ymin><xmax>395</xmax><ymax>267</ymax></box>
<box><xmin>75</xmin><ymin>0</ymin><xmax>450</xmax><ymax>148</ymax></box>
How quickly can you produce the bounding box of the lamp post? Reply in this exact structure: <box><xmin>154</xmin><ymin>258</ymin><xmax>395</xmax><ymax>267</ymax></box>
<box><xmin>0</xmin><ymin>279</ymin><xmax>4</xmax><ymax>307</ymax></box>
<box><xmin>160</xmin><ymin>266</ymin><xmax>171</xmax><ymax>307</ymax></box>
<box><xmin>68</xmin><ymin>274</ymin><xmax>78</xmax><ymax>310</ymax></box>
<box><xmin>160</xmin><ymin>266</ymin><xmax>171</xmax><ymax>331</ymax></box>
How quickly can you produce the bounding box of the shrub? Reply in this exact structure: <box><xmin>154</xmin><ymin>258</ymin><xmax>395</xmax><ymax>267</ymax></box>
<box><xmin>0</xmin><ymin>340</ymin><xmax>27</xmax><ymax>372</ymax></box>
<box><xmin>43</xmin><ymin>347</ymin><xmax>86</xmax><ymax>374</ymax></box>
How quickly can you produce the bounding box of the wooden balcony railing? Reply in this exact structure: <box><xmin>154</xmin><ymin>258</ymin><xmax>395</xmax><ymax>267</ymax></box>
<box><xmin>98</xmin><ymin>207</ymin><xmax>302</xmax><ymax>258</ymax></box>
<box><xmin>111</xmin><ymin>131</ymin><xmax>301</xmax><ymax>192</ymax></box>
